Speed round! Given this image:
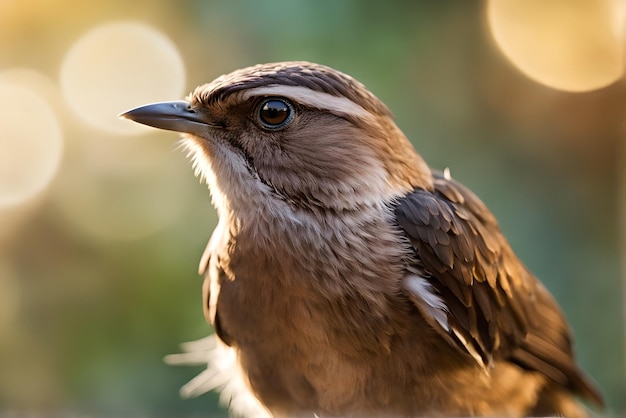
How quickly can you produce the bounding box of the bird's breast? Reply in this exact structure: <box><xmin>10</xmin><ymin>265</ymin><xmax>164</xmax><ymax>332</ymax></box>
<box><xmin>208</xmin><ymin>205</ymin><xmax>490</xmax><ymax>415</ymax></box>
<box><xmin>215</xmin><ymin>205</ymin><xmax>411</xmax><ymax>343</ymax></box>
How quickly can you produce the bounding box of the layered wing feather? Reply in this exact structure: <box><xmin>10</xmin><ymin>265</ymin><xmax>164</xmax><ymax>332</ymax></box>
<box><xmin>394</xmin><ymin>171</ymin><xmax>603</xmax><ymax>406</ymax></box>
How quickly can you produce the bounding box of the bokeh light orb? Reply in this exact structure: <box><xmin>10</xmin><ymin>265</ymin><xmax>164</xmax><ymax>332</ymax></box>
<box><xmin>487</xmin><ymin>0</ymin><xmax>623</xmax><ymax>92</ymax></box>
<box><xmin>0</xmin><ymin>77</ymin><xmax>63</xmax><ymax>208</ymax></box>
<box><xmin>60</xmin><ymin>21</ymin><xmax>186</xmax><ymax>135</ymax></box>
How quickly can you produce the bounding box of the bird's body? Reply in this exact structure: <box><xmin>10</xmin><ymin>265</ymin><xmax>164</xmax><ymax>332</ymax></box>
<box><xmin>121</xmin><ymin>61</ymin><xmax>603</xmax><ymax>417</ymax></box>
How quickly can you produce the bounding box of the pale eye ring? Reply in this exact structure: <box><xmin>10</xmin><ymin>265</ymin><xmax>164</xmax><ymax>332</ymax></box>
<box><xmin>257</xmin><ymin>98</ymin><xmax>294</xmax><ymax>130</ymax></box>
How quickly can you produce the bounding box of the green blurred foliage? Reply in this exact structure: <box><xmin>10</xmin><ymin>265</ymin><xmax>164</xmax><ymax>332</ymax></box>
<box><xmin>0</xmin><ymin>0</ymin><xmax>623</xmax><ymax>416</ymax></box>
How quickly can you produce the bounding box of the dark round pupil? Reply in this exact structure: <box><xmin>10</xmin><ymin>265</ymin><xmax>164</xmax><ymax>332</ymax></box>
<box><xmin>260</xmin><ymin>100</ymin><xmax>289</xmax><ymax>125</ymax></box>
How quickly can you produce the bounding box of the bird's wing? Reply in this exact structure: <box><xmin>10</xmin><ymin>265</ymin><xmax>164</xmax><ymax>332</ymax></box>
<box><xmin>394</xmin><ymin>171</ymin><xmax>603</xmax><ymax>406</ymax></box>
<box><xmin>199</xmin><ymin>219</ymin><xmax>234</xmax><ymax>346</ymax></box>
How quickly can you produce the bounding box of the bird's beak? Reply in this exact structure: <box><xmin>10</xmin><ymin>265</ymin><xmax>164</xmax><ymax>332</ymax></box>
<box><xmin>119</xmin><ymin>101</ymin><xmax>216</xmax><ymax>136</ymax></box>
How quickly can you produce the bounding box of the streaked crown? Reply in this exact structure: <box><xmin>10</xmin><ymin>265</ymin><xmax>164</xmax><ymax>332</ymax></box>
<box><xmin>192</xmin><ymin>61</ymin><xmax>392</xmax><ymax>119</ymax></box>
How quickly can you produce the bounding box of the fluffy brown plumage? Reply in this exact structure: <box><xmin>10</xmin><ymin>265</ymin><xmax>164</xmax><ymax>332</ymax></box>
<box><xmin>121</xmin><ymin>61</ymin><xmax>603</xmax><ymax>417</ymax></box>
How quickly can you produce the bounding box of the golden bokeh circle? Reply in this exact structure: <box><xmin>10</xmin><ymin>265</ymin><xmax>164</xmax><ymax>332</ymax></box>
<box><xmin>487</xmin><ymin>0</ymin><xmax>623</xmax><ymax>92</ymax></box>
<box><xmin>0</xmin><ymin>78</ymin><xmax>63</xmax><ymax>208</ymax></box>
<box><xmin>60</xmin><ymin>21</ymin><xmax>186</xmax><ymax>135</ymax></box>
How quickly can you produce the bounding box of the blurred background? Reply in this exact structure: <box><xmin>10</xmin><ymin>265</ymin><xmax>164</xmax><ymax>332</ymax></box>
<box><xmin>0</xmin><ymin>0</ymin><xmax>624</xmax><ymax>416</ymax></box>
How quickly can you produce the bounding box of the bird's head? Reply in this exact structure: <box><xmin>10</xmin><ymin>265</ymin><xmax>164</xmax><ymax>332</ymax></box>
<box><xmin>121</xmin><ymin>61</ymin><xmax>432</xmax><ymax>214</ymax></box>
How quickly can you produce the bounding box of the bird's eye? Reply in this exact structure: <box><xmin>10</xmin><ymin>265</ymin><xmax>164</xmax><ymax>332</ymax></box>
<box><xmin>257</xmin><ymin>98</ymin><xmax>293</xmax><ymax>130</ymax></box>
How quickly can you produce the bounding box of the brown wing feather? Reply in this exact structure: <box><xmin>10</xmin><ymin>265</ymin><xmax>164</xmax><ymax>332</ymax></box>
<box><xmin>199</xmin><ymin>223</ymin><xmax>235</xmax><ymax>347</ymax></box>
<box><xmin>394</xmin><ymin>171</ymin><xmax>603</xmax><ymax>406</ymax></box>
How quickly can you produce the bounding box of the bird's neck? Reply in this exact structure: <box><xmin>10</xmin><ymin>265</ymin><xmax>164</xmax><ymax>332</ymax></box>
<box><xmin>370</xmin><ymin>117</ymin><xmax>434</xmax><ymax>192</ymax></box>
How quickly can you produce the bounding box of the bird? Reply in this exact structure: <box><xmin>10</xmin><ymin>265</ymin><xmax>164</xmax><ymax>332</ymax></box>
<box><xmin>120</xmin><ymin>61</ymin><xmax>603</xmax><ymax>417</ymax></box>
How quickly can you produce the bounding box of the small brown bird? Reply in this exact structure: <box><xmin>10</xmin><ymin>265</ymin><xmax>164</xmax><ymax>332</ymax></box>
<box><xmin>121</xmin><ymin>61</ymin><xmax>603</xmax><ymax>417</ymax></box>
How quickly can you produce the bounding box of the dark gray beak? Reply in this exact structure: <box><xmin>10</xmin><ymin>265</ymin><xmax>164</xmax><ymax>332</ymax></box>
<box><xmin>119</xmin><ymin>101</ymin><xmax>217</xmax><ymax>136</ymax></box>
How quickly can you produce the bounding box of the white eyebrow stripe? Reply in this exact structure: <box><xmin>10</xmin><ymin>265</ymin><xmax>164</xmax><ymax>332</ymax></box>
<box><xmin>241</xmin><ymin>85</ymin><xmax>370</xmax><ymax>119</ymax></box>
